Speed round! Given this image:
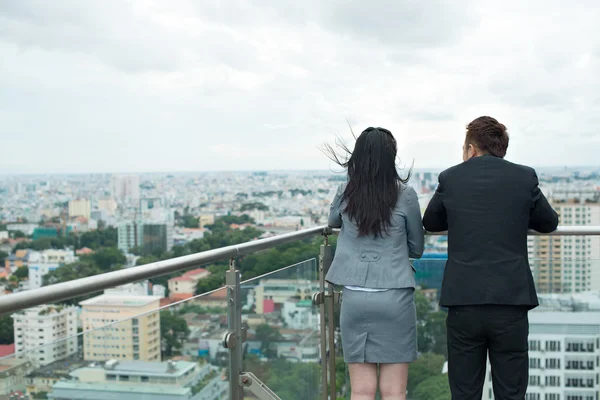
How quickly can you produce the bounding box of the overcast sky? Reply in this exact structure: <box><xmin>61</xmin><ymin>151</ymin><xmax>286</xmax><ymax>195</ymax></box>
<box><xmin>1</xmin><ymin>1</ymin><xmax>599</xmax><ymax>174</ymax></box>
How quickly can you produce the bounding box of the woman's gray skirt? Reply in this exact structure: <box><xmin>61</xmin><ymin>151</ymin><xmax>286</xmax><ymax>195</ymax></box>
<box><xmin>340</xmin><ymin>287</ymin><xmax>417</xmax><ymax>364</ymax></box>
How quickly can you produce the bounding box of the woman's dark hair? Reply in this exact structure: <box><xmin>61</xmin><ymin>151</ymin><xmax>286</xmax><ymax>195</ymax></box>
<box><xmin>465</xmin><ymin>116</ymin><xmax>509</xmax><ymax>158</ymax></box>
<box><xmin>324</xmin><ymin>126</ymin><xmax>411</xmax><ymax>237</ymax></box>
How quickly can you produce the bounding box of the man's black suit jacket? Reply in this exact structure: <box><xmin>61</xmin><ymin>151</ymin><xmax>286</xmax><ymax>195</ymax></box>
<box><xmin>423</xmin><ymin>155</ymin><xmax>559</xmax><ymax>309</ymax></box>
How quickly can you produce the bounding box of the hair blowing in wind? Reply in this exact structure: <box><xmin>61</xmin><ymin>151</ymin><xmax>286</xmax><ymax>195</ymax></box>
<box><xmin>323</xmin><ymin>127</ymin><xmax>412</xmax><ymax>237</ymax></box>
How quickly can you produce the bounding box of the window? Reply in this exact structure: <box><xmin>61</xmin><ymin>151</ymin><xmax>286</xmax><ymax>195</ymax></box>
<box><xmin>120</xmin><ymin>375</ymin><xmax>129</xmax><ymax>382</ymax></box>
<box><xmin>141</xmin><ymin>376</ymin><xmax>149</xmax><ymax>383</ymax></box>
<box><xmin>107</xmin><ymin>375</ymin><xmax>116</xmax><ymax>381</ymax></box>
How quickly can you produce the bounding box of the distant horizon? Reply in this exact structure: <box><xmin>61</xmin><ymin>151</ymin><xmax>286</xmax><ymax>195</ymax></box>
<box><xmin>1</xmin><ymin>164</ymin><xmax>600</xmax><ymax>178</ymax></box>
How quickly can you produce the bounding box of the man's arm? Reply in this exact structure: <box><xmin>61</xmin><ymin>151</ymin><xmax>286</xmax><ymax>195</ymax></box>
<box><xmin>328</xmin><ymin>184</ymin><xmax>344</xmax><ymax>228</ymax></box>
<box><xmin>529</xmin><ymin>170</ymin><xmax>559</xmax><ymax>233</ymax></box>
<box><xmin>423</xmin><ymin>173</ymin><xmax>448</xmax><ymax>232</ymax></box>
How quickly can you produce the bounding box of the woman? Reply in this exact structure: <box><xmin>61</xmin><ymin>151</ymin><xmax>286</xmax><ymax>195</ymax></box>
<box><xmin>325</xmin><ymin>127</ymin><xmax>424</xmax><ymax>400</ymax></box>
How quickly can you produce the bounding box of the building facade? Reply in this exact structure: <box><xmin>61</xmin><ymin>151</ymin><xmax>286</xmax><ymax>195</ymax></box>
<box><xmin>12</xmin><ymin>305</ymin><xmax>78</xmax><ymax>367</ymax></box>
<box><xmin>80</xmin><ymin>295</ymin><xmax>161</xmax><ymax>362</ymax></box>
<box><xmin>118</xmin><ymin>221</ymin><xmax>174</xmax><ymax>254</ymax></box>
<box><xmin>482</xmin><ymin>311</ymin><xmax>600</xmax><ymax>400</ymax></box>
<box><xmin>528</xmin><ymin>200</ymin><xmax>600</xmax><ymax>294</ymax></box>
<box><xmin>68</xmin><ymin>199</ymin><xmax>91</xmax><ymax>220</ymax></box>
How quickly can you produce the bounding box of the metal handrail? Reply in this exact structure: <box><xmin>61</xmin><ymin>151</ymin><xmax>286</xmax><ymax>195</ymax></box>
<box><xmin>0</xmin><ymin>225</ymin><xmax>599</xmax><ymax>315</ymax></box>
<box><xmin>0</xmin><ymin>226</ymin><xmax>326</xmax><ymax>316</ymax></box>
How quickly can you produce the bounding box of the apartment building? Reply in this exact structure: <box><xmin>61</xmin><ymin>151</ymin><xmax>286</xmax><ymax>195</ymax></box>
<box><xmin>68</xmin><ymin>199</ymin><xmax>91</xmax><ymax>220</ymax></box>
<box><xmin>28</xmin><ymin>250</ymin><xmax>78</xmax><ymax>289</ymax></box>
<box><xmin>482</xmin><ymin>311</ymin><xmax>600</xmax><ymax>400</ymax></box>
<box><xmin>80</xmin><ymin>295</ymin><xmax>161</xmax><ymax>362</ymax></box>
<box><xmin>12</xmin><ymin>305</ymin><xmax>78</xmax><ymax>367</ymax></box>
<box><xmin>528</xmin><ymin>200</ymin><xmax>600</xmax><ymax>294</ymax></box>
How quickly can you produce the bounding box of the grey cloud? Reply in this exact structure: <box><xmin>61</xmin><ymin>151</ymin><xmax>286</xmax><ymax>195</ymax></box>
<box><xmin>0</xmin><ymin>0</ymin><xmax>182</xmax><ymax>73</ymax></box>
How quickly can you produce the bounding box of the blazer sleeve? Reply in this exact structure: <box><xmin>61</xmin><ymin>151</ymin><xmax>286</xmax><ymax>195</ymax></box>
<box><xmin>404</xmin><ymin>187</ymin><xmax>425</xmax><ymax>259</ymax></box>
<box><xmin>423</xmin><ymin>172</ymin><xmax>448</xmax><ymax>232</ymax></box>
<box><xmin>529</xmin><ymin>170</ymin><xmax>559</xmax><ymax>233</ymax></box>
<box><xmin>328</xmin><ymin>184</ymin><xmax>344</xmax><ymax>228</ymax></box>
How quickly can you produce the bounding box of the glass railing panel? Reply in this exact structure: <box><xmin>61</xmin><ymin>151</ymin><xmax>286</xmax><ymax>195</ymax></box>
<box><xmin>3</xmin><ymin>283</ymin><xmax>230</xmax><ymax>400</ymax></box>
<box><xmin>240</xmin><ymin>259</ymin><xmax>321</xmax><ymax>400</ymax></box>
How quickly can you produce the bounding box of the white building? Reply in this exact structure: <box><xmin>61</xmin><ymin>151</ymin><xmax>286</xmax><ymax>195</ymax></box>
<box><xmin>281</xmin><ymin>299</ymin><xmax>319</xmax><ymax>330</ymax></box>
<box><xmin>28</xmin><ymin>250</ymin><xmax>78</xmax><ymax>289</ymax></box>
<box><xmin>47</xmin><ymin>360</ymin><xmax>227</xmax><ymax>400</ymax></box>
<box><xmin>111</xmin><ymin>175</ymin><xmax>140</xmax><ymax>204</ymax></box>
<box><xmin>482</xmin><ymin>311</ymin><xmax>600</xmax><ymax>400</ymax></box>
<box><xmin>12</xmin><ymin>305</ymin><xmax>78</xmax><ymax>367</ymax></box>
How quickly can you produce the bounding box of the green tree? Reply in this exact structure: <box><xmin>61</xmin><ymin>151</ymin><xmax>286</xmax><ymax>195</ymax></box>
<box><xmin>88</xmin><ymin>247</ymin><xmax>126</xmax><ymax>270</ymax></box>
<box><xmin>0</xmin><ymin>251</ymin><xmax>8</xmax><ymax>264</ymax></box>
<box><xmin>413</xmin><ymin>374</ymin><xmax>451</xmax><ymax>400</ymax></box>
<box><xmin>181</xmin><ymin>215</ymin><xmax>199</xmax><ymax>228</ymax></box>
<box><xmin>263</xmin><ymin>359</ymin><xmax>320</xmax><ymax>400</ymax></box>
<box><xmin>0</xmin><ymin>315</ymin><xmax>14</xmax><ymax>344</ymax></box>
<box><xmin>13</xmin><ymin>266</ymin><xmax>29</xmax><ymax>280</ymax></box>
<box><xmin>254</xmin><ymin>324</ymin><xmax>283</xmax><ymax>359</ymax></box>
<box><xmin>408</xmin><ymin>353</ymin><xmax>446</xmax><ymax>395</ymax></box>
<box><xmin>11</xmin><ymin>230</ymin><xmax>26</xmax><ymax>239</ymax></box>
<box><xmin>415</xmin><ymin>290</ymin><xmax>447</xmax><ymax>357</ymax></box>
<box><xmin>160</xmin><ymin>311</ymin><xmax>190</xmax><ymax>358</ymax></box>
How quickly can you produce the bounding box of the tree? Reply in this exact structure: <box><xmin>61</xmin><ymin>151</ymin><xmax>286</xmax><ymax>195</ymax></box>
<box><xmin>13</xmin><ymin>266</ymin><xmax>29</xmax><ymax>280</ymax></box>
<box><xmin>408</xmin><ymin>353</ymin><xmax>446</xmax><ymax>395</ymax></box>
<box><xmin>254</xmin><ymin>324</ymin><xmax>283</xmax><ymax>359</ymax></box>
<box><xmin>0</xmin><ymin>251</ymin><xmax>8</xmax><ymax>264</ymax></box>
<box><xmin>181</xmin><ymin>215</ymin><xmax>199</xmax><ymax>228</ymax></box>
<box><xmin>263</xmin><ymin>359</ymin><xmax>320</xmax><ymax>400</ymax></box>
<box><xmin>413</xmin><ymin>374</ymin><xmax>451</xmax><ymax>400</ymax></box>
<box><xmin>415</xmin><ymin>290</ymin><xmax>447</xmax><ymax>357</ymax></box>
<box><xmin>88</xmin><ymin>247</ymin><xmax>126</xmax><ymax>270</ymax></box>
<box><xmin>11</xmin><ymin>230</ymin><xmax>26</xmax><ymax>239</ymax></box>
<box><xmin>0</xmin><ymin>315</ymin><xmax>14</xmax><ymax>344</ymax></box>
<box><xmin>160</xmin><ymin>311</ymin><xmax>190</xmax><ymax>358</ymax></box>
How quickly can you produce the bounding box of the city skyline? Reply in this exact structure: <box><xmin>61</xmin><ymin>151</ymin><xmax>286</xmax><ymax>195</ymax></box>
<box><xmin>1</xmin><ymin>1</ymin><xmax>599</xmax><ymax>173</ymax></box>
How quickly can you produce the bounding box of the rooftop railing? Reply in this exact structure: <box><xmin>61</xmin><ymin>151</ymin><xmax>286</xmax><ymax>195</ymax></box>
<box><xmin>0</xmin><ymin>225</ymin><xmax>599</xmax><ymax>400</ymax></box>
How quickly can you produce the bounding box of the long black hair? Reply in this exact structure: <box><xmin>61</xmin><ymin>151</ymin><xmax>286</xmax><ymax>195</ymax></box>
<box><xmin>324</xmin><ymin>126</ymin><xmax>412</xmax><ymax>237</ymax></box>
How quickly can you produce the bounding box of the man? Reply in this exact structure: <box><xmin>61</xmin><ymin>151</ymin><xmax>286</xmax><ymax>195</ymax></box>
<box><xmin>423</xmin><ymin>116</ymin><xmax>558</xmax><ymax>399</ymax></box>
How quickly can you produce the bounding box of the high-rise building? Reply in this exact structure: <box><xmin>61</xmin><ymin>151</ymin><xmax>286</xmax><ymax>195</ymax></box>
<box><xmin>118</xmin><ymin>221</ymin><xmax>173</xmax><ymax>255</ymax></box>
<box><xmin>528</xmin><ymin>200</ymin><xmax>600</xmax><ymax>293</ymax></box>
<box><xmin>68</xmin><ymin>199</ymin><xmax>91</xmax><ymax>220</ymax></box>
<box><xmin>481</xmin><ymin>311</ymin><xmax>600</xmax><ymax>400</ymax></box>
<box><xmin>80</xmin><ymin>295</ymin><xmax>161</xmax><ymax>362</ymax></box>
<box><xmin>111</xmin><ymin>175</ymin><xmax>140</xmax><ymax>204</ymax></box>
<box><xmin>12</xmin><ymin>305</ymin><xmax>78</xmax><ymax>366</ymax></box>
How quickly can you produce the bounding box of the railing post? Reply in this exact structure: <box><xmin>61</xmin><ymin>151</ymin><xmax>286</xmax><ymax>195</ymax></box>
<box><xmin>223</xmin><ymin>258</ymin><xmax>281</xmax><ymax>400</ymax></box>
<box><xmin>224</xmin><ymin>258</ymin><xmax>243</xmax><ymax>400</ymax></box>
<box><xmin>314</xmin><ymin>229</ymin><xmax>335</xmax><ymax>400</ymax></box>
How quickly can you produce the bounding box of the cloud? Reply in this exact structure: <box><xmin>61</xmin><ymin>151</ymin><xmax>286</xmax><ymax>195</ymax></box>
<box><xmin>0</xmin><ymin>0</ymin><xmax>599</xmax><ymax>174</ymax></box>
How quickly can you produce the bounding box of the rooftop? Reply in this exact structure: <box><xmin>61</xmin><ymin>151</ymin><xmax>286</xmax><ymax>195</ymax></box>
<box><xmin>50</xmin><ymin>381</ymin><xmax>191</xmax><ymax>396</ymax></box>
<box><xmin>80</xmin><ymin>294</ymin><xmax>162</xmax><ymax>307</ymax></box>
<box><xmin>72</xmin><ymin>360</ymin><xmax>196</xmax><ymax>378</ymax></box>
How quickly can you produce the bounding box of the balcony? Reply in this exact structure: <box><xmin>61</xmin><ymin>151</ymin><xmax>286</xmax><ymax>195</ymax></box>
<box><xmin>0</xmin><ymin>226</ymin><xmax>599</xmax><ymax>399</ymax></box>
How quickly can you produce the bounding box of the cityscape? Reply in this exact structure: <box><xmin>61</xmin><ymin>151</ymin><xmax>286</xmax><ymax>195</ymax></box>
<box><xmin>0</xmin><ymin>167</ymin><xmax>598</xmax><ymax>399</ymax></box>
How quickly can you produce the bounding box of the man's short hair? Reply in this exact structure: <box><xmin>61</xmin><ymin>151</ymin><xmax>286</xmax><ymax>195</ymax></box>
<box><xmin>466</xmin><ymin>116</ymin><xmax>509</xmax><ymax>158</ymax></box>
